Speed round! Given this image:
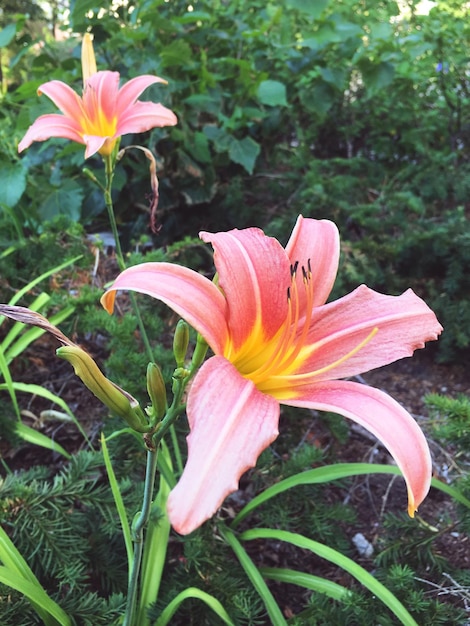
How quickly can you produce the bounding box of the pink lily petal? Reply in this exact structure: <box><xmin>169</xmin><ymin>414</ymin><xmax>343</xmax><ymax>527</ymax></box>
<box><xmin>290</xmin><ymin>286</ymin><xmax>443</xmax><ymax>382</ymax></box>
<box><xmin>286</xmin><ymin>380</ymin><xmax>432</xmax><ymax>515</ymax></box>
<box><xmin>167</xmin><ymin>356</ymin><xmax>280</xmax><ymax>534</ymax></box>
<box><xmin>200</xmin><ymin>228</ymin><xmax>291</xmax><ymax>354</ymax></box>
<box><xmin>37</xmin><ymin>80</ymin><xmax>84</xmax><ymax>119</ymax></box>
<box><xmin>83</xmin><ymin>135</ymin><xmax>109</xmax><ymax>159</ymax></box>
<box><xmin>116</xmin><ymin>75</ymin><xmax>169</xmax><ymax>112</ymax></box>
<box><xmin>18</xmin><ymin>115</ymin><xmax>84</xmax><ymax>152</ymax></box>
<box><xmin>100</xmin><ymin>262</ymin><xmax>229</xmax><ymax>354</ymax></box>
<box><xmin>116</xmin><ymin>102</ymin><xmax>178</xmax><ymax>136</ymax></box>
<box><xmin>83</xmin><ymin>71</ymin><xmax>120</xmax><ymax>122</ymax></box>
<box><xmin>285</xmin><ymin>215</ymin><xmax>340</xmax><ymax>309</ymax></box>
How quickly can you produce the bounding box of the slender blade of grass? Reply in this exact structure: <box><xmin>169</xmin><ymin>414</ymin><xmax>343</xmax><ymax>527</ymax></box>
<box><xmin>241</xmin><ymin>528</ymin><xmax>419</xmax><ymax>626</ymax></box>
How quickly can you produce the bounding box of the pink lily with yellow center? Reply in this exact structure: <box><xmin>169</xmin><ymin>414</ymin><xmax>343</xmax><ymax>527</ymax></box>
<box><xmin>18</xmin><ymin>34</ymin><xmax>177</xmax><ymax>159</ymax></box>
<box><xmin>101</xmin><ymin>216</ymin><xmax>442</xmax><ymax>535</ymax></box>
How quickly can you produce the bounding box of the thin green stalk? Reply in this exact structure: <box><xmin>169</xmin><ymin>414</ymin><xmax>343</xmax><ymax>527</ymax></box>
<box><xmin>122</xmin><ymin>374</ymin><xmax>189</xmax><ymax>626</ymax></box>
<box><xmin>123</xmin><ymin>448</ymin><xmax>159</xmax><ymax>626</ymax></box>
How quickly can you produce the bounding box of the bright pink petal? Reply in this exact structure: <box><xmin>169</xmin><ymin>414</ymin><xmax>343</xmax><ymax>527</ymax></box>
<box><xmin>116</xmin><ymin>102</ymin><xmax>178</xmax><ymax>136</ymax></box>
<box><xmin>37</xmin><ymin>80</ymin><xmax>84</xmax><ymax>119</ymax></box>
<box><xmin>285</xmin><ymin>216</ymin><xmax>340</xmax><ymax>308</ymax></box>
<box><xmin>82</xmin><ymin>135</ymin><xmax>108</xmax><ymax>158</ymax></box>
<box><xmin>286</xmin><ymin>380</ymin><xmax>432</xmax><ymax>515</ymax></box>
<box><xmin>200</xmin><ymin>228</ymin><xmax>290</xmax><ymax>353</ymax></box>
<box><xmin>117</xmin><ymin>75</ymin><xmax>169</xmax><ymax>112</ymax></box>
<box><xmin>18</xmin><ymin>114</ymin><xmax>84</xmax><ymax>152</ymax></box>
<box><xmin>167</xmin><ymin>356</ymin><xmax>280</xmax><ymax>534</ymax></box>
<box><xmin>100</xmin><ymin>262</ymin><xmax>229</xmax><ymax>354</ymax></box>
<box><xmin>83</xmin><ymin>71</ymin><xmax>120</xmax><ymax>122</ymax></box>
<box><xmin>292</xmin><ymin>286</ymin><xmax>442</xmax><ymax>382</ymax></box>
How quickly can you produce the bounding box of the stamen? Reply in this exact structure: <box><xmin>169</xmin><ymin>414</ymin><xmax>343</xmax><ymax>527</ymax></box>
<box><xmin>249</xmin><ymin>261</ymin><xmax>304</xmax><ymax>385</ymax></box>
<box><xmin>262</xmin><ymin>327</ymin><xmax>380</xmax><ymax>391</ymax></box>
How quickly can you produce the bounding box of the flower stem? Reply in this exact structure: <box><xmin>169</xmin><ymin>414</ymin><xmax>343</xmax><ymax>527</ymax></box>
<box><xmin>103</xmin><ymin>154</ymin><xmax>155</xmax><ymax>362</ymax></box>
<box><xmin>123</xmin><ymin>447</ymin><xmax>159</xmax><ymax>626</ymax></box>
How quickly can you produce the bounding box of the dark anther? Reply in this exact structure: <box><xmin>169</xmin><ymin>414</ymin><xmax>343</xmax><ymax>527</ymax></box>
<box><xmin>287</xmin><ymin>286</ymin><xmax>291</xmax><ymax>301</ymax></box>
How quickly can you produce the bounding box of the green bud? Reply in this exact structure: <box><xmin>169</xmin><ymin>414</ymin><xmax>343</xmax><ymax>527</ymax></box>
<box><xmin>146</xmin><ymin>362</ymin><xmax>167</xmax><ymax>422</ymax></box>
<box><xmin>57</xmin><ymin>345</ymin><xmax>150</xmax><ymax>433</ymax></box>
<box><xmin>190</xmin><ymin>333</ymin><xmax>208</xmax><ymax>373</ymax></box>
<box><xmin>173</xmin><ymin>319</ymin><xmax>190</xmax><ymax>367</ymax></box>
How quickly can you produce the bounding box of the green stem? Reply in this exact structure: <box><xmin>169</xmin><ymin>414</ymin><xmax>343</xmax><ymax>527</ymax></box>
<box><xmin>122</xmin><ymin>373</ymin><xmax>189</xmax><ymax>626</ymax></box>
<box><xmin>123</xmin><ymin>448</ymin><xmax>159</xmax><ymax>626</ymax></box>
<box><xmin>103</xmin><ymin>154</ymin><xmax>155</xmax><ymax>362</ymax></box>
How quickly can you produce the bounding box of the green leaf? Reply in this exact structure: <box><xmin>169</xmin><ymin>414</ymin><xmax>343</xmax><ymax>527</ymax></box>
<box><xmin>154</xmin><ymin>587</ymin><xmax>235</xmax><ymax>626</ymax></box>
<box><xmin>38</xmin><ymin>180</ymin><xmax>84</xmax><ymax>222</ymax></box>
<box><xmin>257</xmin><ymin>80</ymin><xmax>288</xmax><ymax>107</ymax></box>
<box><xmin>286</xmin><ymin>0</ymin><xmax>330</xmax><ymax>18</ymax></box>
<box><xmin>0</xmin><ymin>566</ymin><xmax>70</xmax><ymax>626</ymax></box>
<box><xmin>361</xmin><ymin>61</ymin><xmax>395</xmax><ymax>96</ymax></box>
<box><xmin>242</xmin><ymin>529</ymin><xmax>419</xmax><ymax>626</ymax></box>
<box><xmin>160</xmin><ymin>39</ymin><xmax>192</xmax><ymax>68</ymax></box>
<box><xmin>228</xmin><ymin>136</ymin><xmax>260</xmax><ymax>174</ymax></box>
<box><xmin>0</xmin><ymin>161</ymin><xmax>27</xmax><ymax>208</ymax></box>
<box><xmin>101</xmin><ymin>433</ymin><xmax>133</xmax><ymax>576</ymax></box>
<box><xmin>0</xmin><ymin>23</ymin><xmax>16</xmax><ymax>47</ymax></box>
<box><xmin>9</xmin><ymin>421</ymin><xmax>71</xmax><ymax>458</ymax></box>
<box><xmin>221</xmin><ymin>527</ymin><xmax>287</xmax><ymax>626</ymax></box>
<box><xmin>0</xmin><ymin>527</ymin><xmax>70</xmax><ymax>626</ymax></box>
<box><xmin>260</xmin><ymin>567</ymin><xmax>351</xmax><ymax>601</ymax></box>
<box><xmin>232</xmin><ymin>463</ymin><xmax>470</xmax><ymax>527</ymax></box>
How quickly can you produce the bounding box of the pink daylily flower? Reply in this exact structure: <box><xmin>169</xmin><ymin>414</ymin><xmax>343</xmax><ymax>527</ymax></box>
<box><xmin>18</xmin><ymin>71</ymin><xmax>177</xmax><ymax>159</ymax></box>
<box><xmin>101</xmin><ymin>216</ymin><xmax>442</xmax><ymax>535</ymax></box>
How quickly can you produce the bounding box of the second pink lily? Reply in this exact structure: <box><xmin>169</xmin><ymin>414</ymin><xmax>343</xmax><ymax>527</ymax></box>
<box><xmin>101</xmin><ymin>216</ymin><xmax>442</xmax><ymax>535</ymax></box>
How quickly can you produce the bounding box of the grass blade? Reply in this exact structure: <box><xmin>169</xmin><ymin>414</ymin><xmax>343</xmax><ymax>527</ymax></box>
<box><xmin>232</xmin><ymin>463</ymin><xmax>470</xmax><ymax>527</ymax></box>
<box><xmin>241</xmin><ymin>528</ymin><xmax>419</xmax><ymax>626</ymax></box>
<box><xmin>221</xmin><ymin>526</ymin><xmax>287</xmax><ymax>626</ymax></box>
<box><xmin>260</xmin><ymin>567</ymin><xmax>351</xmax><ymax>601</ymax></box>
<box><xmin>153</xmin><ymin>586</ymin><xmax>235</xmax><ymax>626</ymax></box>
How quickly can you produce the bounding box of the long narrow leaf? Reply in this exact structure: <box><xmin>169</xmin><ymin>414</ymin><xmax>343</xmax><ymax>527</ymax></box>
<box><xmin>1</xmin><ymin>255</ymin><xmax>82</xmax><ymax>312</ymax></box>
<box><xmin>3</xmin><ymin>305</ymin><xmax>76</xmax><ymax>363</ymax></box>
<box><xmin>153</xmin><ymin>587</ymin><xmax>235</xmax><ymax>626</ymax></box>
<box><xmin>0</xmin><ymin>566</ymin><xmax>70</xmax><ymax>626</ymax></box>
<box><xmin>10</xmin><ymin>421</ymin><xmax>71</xmax><ymax>458</ymax></box>
<box><xmin>0</xmin><ymin>527</ymin><xmax>70</xmax><ymax>626</ymax></box>
<box><xmin>1</xmin><ymin>292</ymin><xmax>50</xmax><ymax>353</ymax></box>
<box><xmin>138</xmin><ymin>441</ymin><xmax>173</xmax><ymax>626</ymax></box>
<box><xmin>221</xmin><ymin>527</ymin><xmax>287</xmax><ymax>626</ymax></box>
<box><xmin>0</xmin><ymin>381</ymin><xmax>89</xmax><ymax>444</ymax></box>
<box><xmin>241</xmin><ymin>528</ymin><xmax>419</xmax><ymax>626</ymax></box>
<box><xmin>260</xmin><ymin>567</ymin><xmax>351</xmax><ymax>601</ymax></box>
<box><xmin>101</xmin><ymin>433</ymin><xmax>133</xmax><ymax>572</ymax></box>
<box><xmin>232</xmin><ymin>463</ymin><xmax>470</xmax><ymax>527</ymax></box>
<box><xmin>0</xmin><ymin>346</ymin><xmax>20</xmax><ymax>417</ymax></box>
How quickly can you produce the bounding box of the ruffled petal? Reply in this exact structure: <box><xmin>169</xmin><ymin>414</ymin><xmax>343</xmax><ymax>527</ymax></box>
<box><xmin>285</xmin><ymin>216</ymin><xmax>340</xmax><ymax>309</ymax></box>
<box><xmin>116</xmin><ymin>102</ymin><xmax>178</xmax><ymax>136</ymax></box>
<box><xmin>18</xmin><ymin>114</ymin><xmax>84</xmax><ymax>152</ymax></box>
<box><xmin>167</xmin><ymin>356</ymin><xmax>280</xmax><ymax>534</ymax></box>
<box><xmin>293</xmin><ymin>286</ymin><xmax>442</xmax><ymax>382</ymax></box>
<box><xmin>37</xmin><ymin>80</ymin><xmax>84</xmax><ymax>119</ymax></box>
<box><xmin>116</xmin><ymin>75</ymin><xmax>169</xmax><ymax>112</ymax></box>
<box><xmin>285</xmin><ymin>380</ymin><xmax>432</xmax><ymax>515</ymax></box>
<box><xmin>200</xmin><ymin>228</ymin><xmax>290</xmax><ymax>354</ymax></box>
<box><xmin>100</xmin><ymin>262</ymin><xmax>229</xmax><ymax>354</ymax></box>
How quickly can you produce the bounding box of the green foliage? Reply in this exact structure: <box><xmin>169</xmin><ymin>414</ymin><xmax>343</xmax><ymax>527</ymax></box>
<box><xmin>0</xmin><ymin>450</ymin><xmax>133</xmax><ymax>625</ymax></box>
<box><xmin>426</xmin><ymin>393</ymin><xmax>470</xmax><ymax>449</ymax></box>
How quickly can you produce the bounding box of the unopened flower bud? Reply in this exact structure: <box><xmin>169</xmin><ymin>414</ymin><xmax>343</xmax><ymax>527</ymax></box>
<box><xmin>81</xmin><ymin>33</ymin><xmax>97</xmax><ymax>84</ymax></box>
<box><xmin>146</xmin><ymin>362</ymin><xmax>167</xmax><ymax>422</ymax></box>
<box><xmin>173</xmin><ymin>319</ymin><xmax>190</xmax><ymax>368</ymax></box>
<box><xmin>190</xmin><ymin>333</ymin><xmax>208</xmax><ymax>373</ymax></box>
<box><xmin>57</xmin><ymin>345</ymin><xmax>150</xmax><ymax>433</ymax></box>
